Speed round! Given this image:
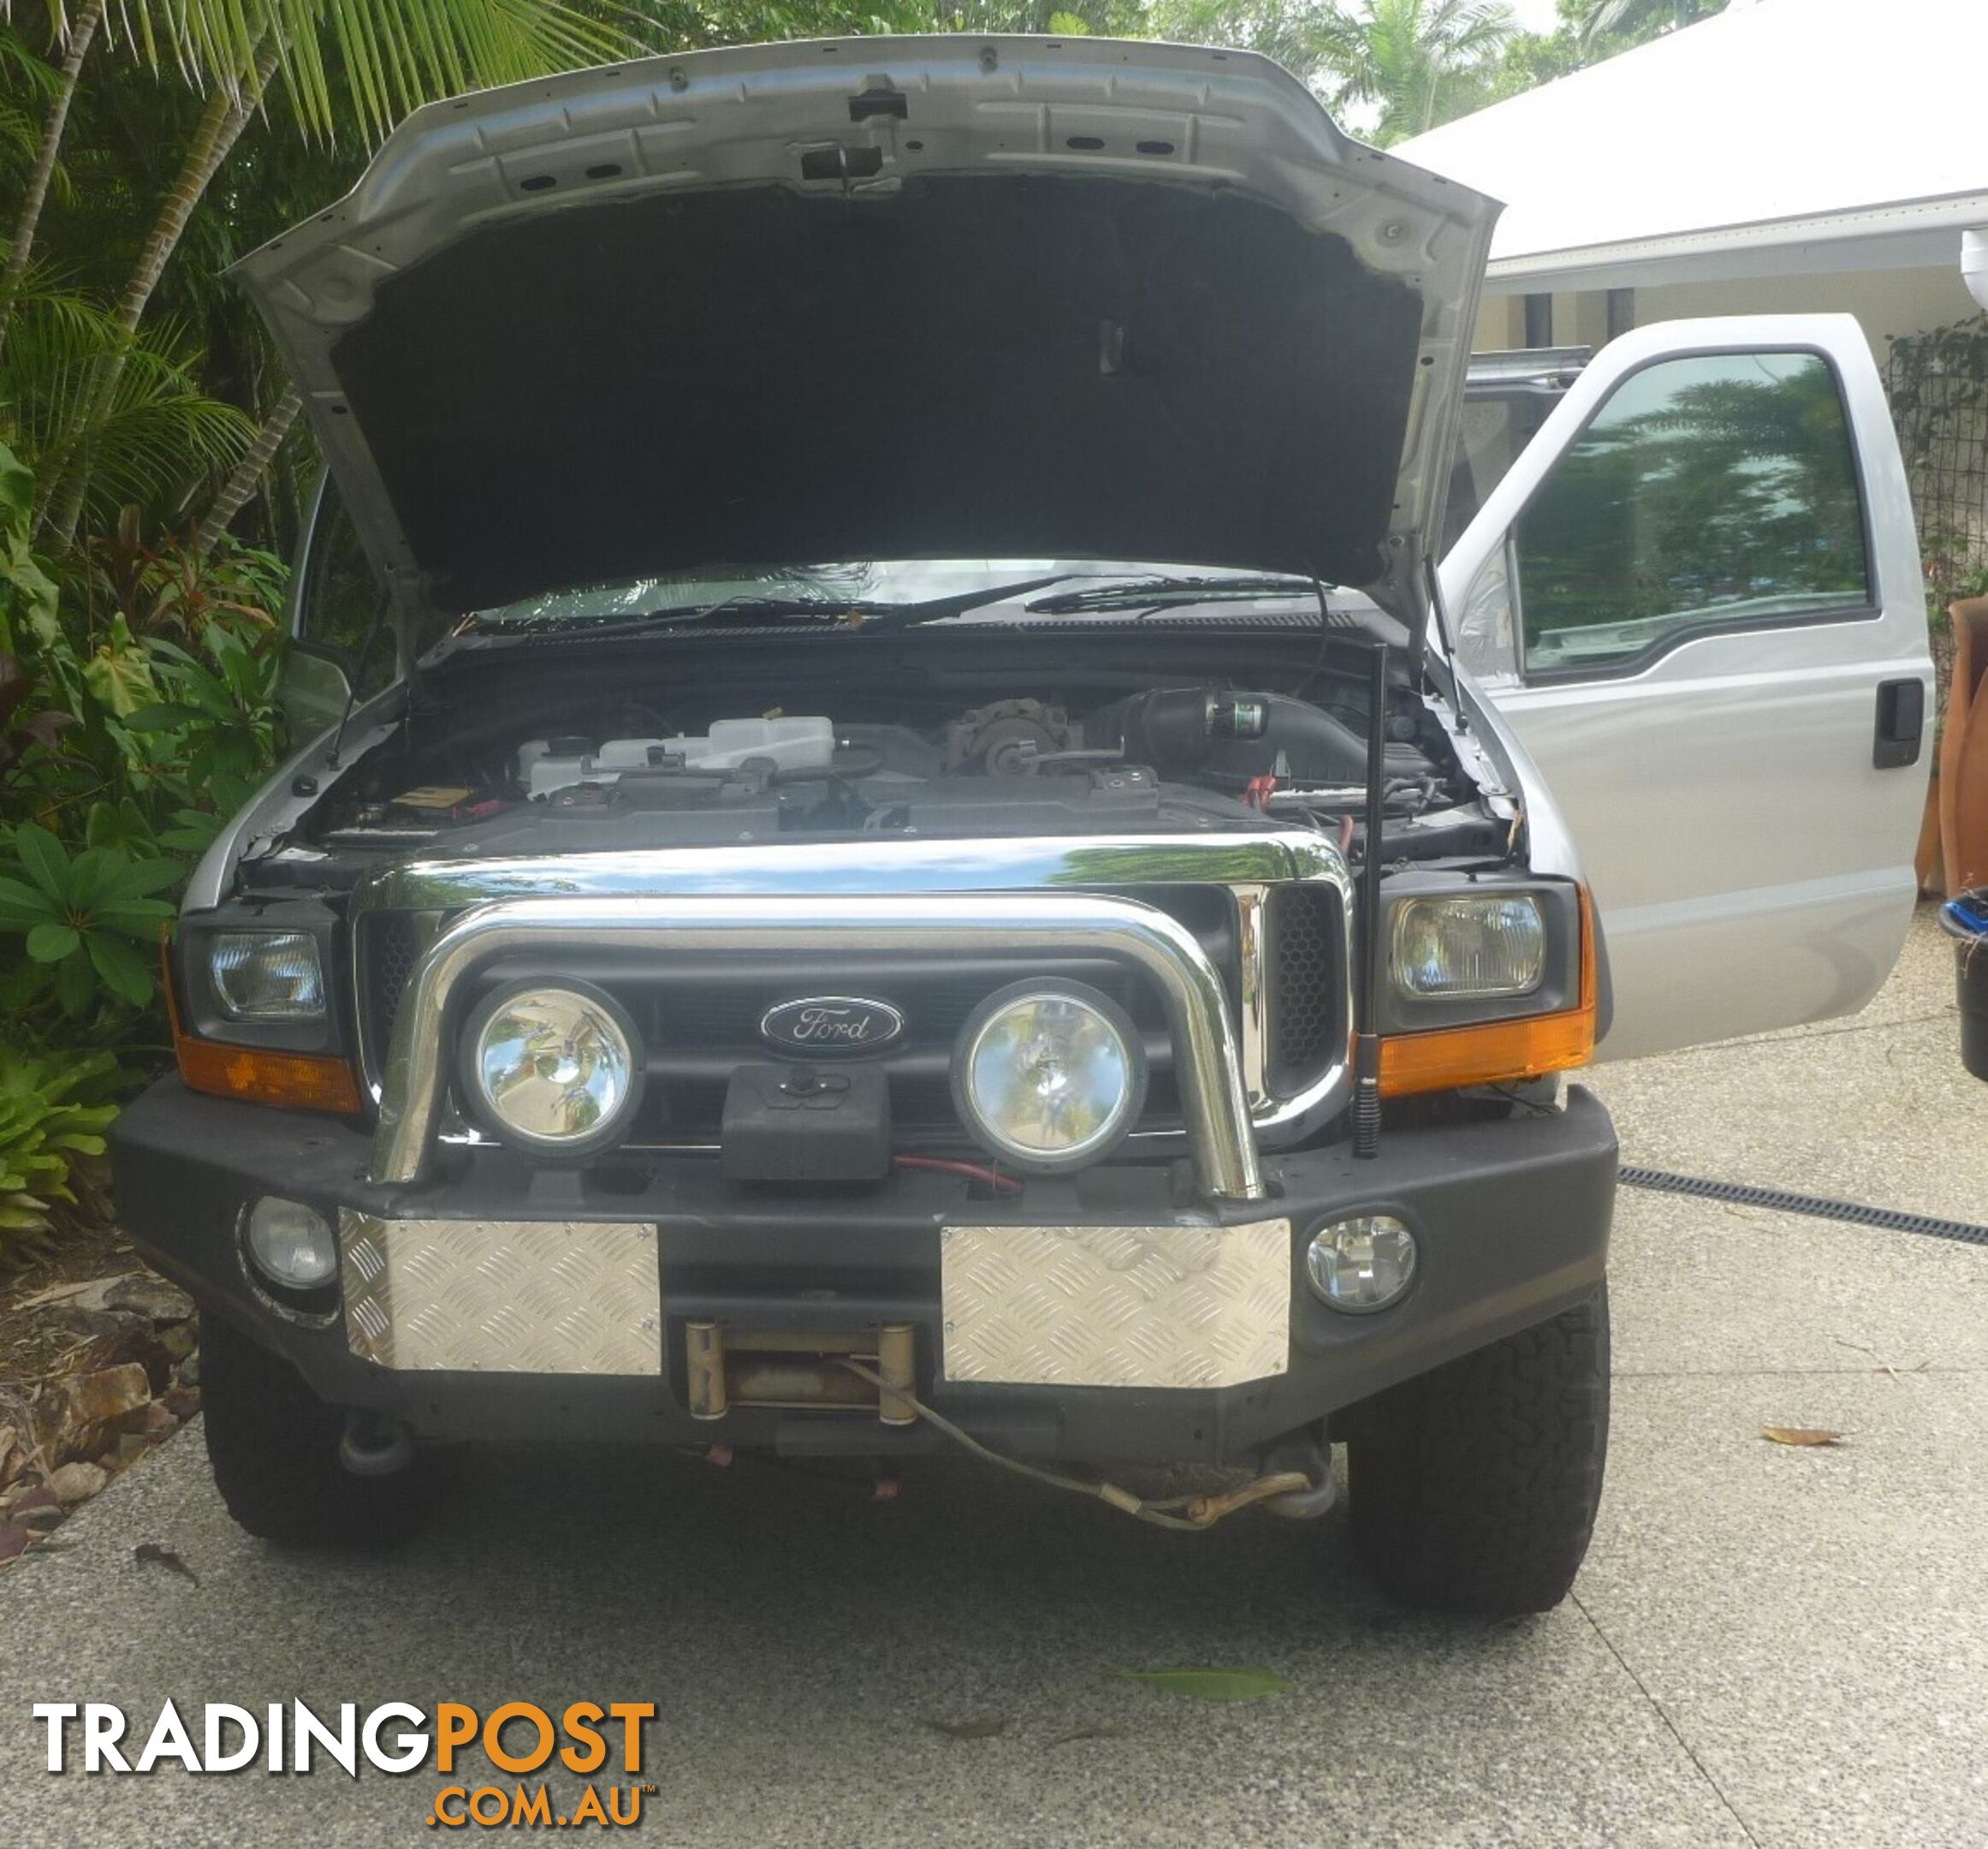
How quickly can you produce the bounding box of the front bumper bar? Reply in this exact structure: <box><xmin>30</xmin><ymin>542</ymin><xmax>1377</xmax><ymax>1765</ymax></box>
<box><xmin>112</xmin><ymin>1078</ymin><xmax>1617</xmax><ymax>1464</ymax></box>
<box><xmin>373</xmin><ymin>890</ymin><xmax>1267</xmax><ymax>1200</ymax></box>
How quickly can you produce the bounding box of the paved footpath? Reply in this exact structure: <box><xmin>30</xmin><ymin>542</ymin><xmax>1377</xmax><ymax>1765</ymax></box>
<box><xmin>3</xmin><ymin>911</ymin><xmax>1985</xmax><ymax>1847</ymax></box>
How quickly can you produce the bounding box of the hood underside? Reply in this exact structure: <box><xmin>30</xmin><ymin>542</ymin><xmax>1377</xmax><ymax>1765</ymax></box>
<box><xmin>239</xmin><ymin>37</ymin><xmax>1498</xmax><ymax>623</ymax></box>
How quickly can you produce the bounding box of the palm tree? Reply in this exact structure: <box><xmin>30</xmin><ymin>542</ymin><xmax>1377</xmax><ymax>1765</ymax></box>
<box><xmin>1577</xmin><ymin>0</ymin><xmax>1725</xmax><ymax>44</ymax></box>
<box><xmin>1311</xmin><ymin>0</ymin><xmax>1516</xmax><ymax>143</ymax></box>
<box><xmin>3</xmin><ymin>286</ymin><xmax>253</xmax><ymax>537</ymax></box>
<box><xmin>191</xmin><ymin>385</ymin><xmax>299</xmax><ymax>559</ymax></box>
<box><xmin>1147</xmin><ymin>0</ymin><xmax>1334</xmax><ymax>80</ymax></box>
<box><xmin>0</xmin><ymin>1</ymin><xmax>105</xmax><ymax>361</ymax></box>
<box><xmin>9</xmin><ymin>0</ymin><xmax>637</xmax><ymax>545</ymax></box>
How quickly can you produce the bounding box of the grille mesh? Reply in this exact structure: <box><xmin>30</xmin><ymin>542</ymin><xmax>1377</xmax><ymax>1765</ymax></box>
<box><xmin>1266</xmin><ymin>885</ymin><xmax>1341</xmax><ymax>1096</ymax></box>
<box><xmin>362</xmin><ymin>911</ymin><xmax>422</xmax><ymax>1065</ymax></box>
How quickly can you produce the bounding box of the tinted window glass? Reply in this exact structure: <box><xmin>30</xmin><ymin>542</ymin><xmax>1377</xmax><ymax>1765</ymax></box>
<box><xmin>300</xmin><ymin>480</ymin><xmax>392</xmax><ymax>696</ymax></box>
<box><xmin>1443</xmin><ymin>389</ymin><xmax>1556</xmax><ymax>553</ymax></box>
<box><xmin>1515</xmin><ymin>353</ymin><xmax>1869</xmax><ymax>675</ymax></box>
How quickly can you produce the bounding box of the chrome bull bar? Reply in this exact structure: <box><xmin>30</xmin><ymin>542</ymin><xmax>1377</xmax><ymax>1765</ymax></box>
<box><xmin>371</xmin><ymin>891</ymin><xmax>1267</xmax><ymax>1201</ymax></box>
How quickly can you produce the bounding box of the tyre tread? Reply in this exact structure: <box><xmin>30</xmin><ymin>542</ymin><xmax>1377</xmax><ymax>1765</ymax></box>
<box><xmin>201</xmin><ymin>1318</ymin><xmax>434</xmax><ymax>1549</ymax></box>
<box><xmin>1348</xmin><ymin>1288</ymin><xmax>1609</xmax><ymax>1616</ymax></box>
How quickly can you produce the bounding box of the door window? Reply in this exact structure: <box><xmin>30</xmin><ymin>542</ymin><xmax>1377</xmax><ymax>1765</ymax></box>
<box><xmin>1443</xmin><ymin>389</ymin><xmax>1558</xmax><ymax>553</ymax></box>
<box><xmin>1512</xmin><ymin>352</ymin><xmax>1871</xmax><ymax>678</ymax></box>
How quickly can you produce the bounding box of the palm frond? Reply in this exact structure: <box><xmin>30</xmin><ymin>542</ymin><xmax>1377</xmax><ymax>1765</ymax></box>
<box><xmin>0</xmin><ymin>21</ymin><xmax>73</xmax><ymax>204</ymax></box>
<box><xmin>276</xmin><ymin>0</ymin><xmax>638</xmax><ymax>145</ymax></box>
<box><xmin>0</xmin><ymin>294</ymin><xmax>252</xmax><ymax>529</ymax></box>
<box><xmin>0</xmin><ymin>20</ymin><xmax>62</xmax><ymax>102</ymax></box>
<box><xmin>97</xmin><ymin>0</ymin><xmax>638</xmax><ymax>146</ymax></box>
<box><xmin>1578</xmin><ymin>0</ymin><xmax>1708</xmax><ymax>43</ymax></box>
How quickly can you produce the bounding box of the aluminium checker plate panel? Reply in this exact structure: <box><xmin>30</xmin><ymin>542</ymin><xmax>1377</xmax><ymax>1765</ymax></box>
<box><xmin>939</xmin><ymin>1220</ymin><xmax>1291</xmax><ymax>1389</ymax></box>
<box><xmin>340</xmin><ymin>1215</ymin><xmax>662</xmax><ymax>1373</ymax></box>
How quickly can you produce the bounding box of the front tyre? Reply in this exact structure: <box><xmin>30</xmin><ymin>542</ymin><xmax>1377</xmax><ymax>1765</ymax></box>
<box><xmin>1346</xmin><ymin>1287</ymin><xmax>1609</xmax><ymax>1617</ymax></box>
<box><xmin>201</xmin><ymin>1317</ymin><xmax>436</xmax><ymax>1548</ymax></box>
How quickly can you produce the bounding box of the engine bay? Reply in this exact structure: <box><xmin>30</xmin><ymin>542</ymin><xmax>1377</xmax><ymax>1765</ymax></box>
<box><xmin>231</xmin><ymin>626</ymin><xmax>1520</xmax><ymax>895</ymax></box>
<box><xmin>293</xmin><ymin>683</ymin><xmax>1470</xmax><ymax>865</ymax></box>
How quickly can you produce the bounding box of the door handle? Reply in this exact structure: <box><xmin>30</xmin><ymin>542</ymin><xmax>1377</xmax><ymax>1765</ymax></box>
<box><xmin>1873</xmin><ymin>678</ymin><xmax>1925</xmax><ymax>770</ymax></box>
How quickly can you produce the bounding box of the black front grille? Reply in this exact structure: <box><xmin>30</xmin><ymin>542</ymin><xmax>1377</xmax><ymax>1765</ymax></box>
<box><xmin>484</xmin><ymin>952</ymin><xmax>1168</xmax><ymax>1148</ymax></box>
<box><xmin>356</xmin><ymin>877</ymin><xmax>1343</xmax><ymax>1144</ymax></box>
<box><xmin>359</xmin><ymin>910</ymin><xmax>422</xmax><ymax>1069</ymax></box>
<box><xmin>656</xmin><ymin>971</ymin><xmax>1052</xmax><ymax>1050</ymax></box>
<box><xmin>1265</xmin><ymin>884</ymin><xmax>1344</xmax><ymax>1097</ymax></box>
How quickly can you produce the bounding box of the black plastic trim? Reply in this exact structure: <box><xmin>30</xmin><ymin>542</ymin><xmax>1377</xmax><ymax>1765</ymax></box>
<box><xmin>1374</xmin><ymin>872</ymin><xmax>1582</xmax><ymax>1036</ymax></box>
<box><xmin>178</xmin><ymin>900</ymin><xmax>348</xmax><ymax>1056</ymax></box>
<box><xmin>110</xmin><ymin>1077</ymin><xmax>1617</xmax><ymax>1462</ymax></box>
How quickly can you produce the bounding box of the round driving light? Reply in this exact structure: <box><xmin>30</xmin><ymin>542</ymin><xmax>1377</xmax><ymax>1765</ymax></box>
<box><xmin>243</xmin><ymin>1195</ymin><xmax>337</xmax><ymax>1290</ymax></box>
<box><xmin>460</xmin><ymin>983</ymin><xmax>641</xmax><ymax>1156</ymax></box>
<box><xmin>952</xmin><ymin>981</ymin><xmax>1146</xmax><ymax>1174</ymax></box>
<box><xmin>1305</xmin><ymin>1215</ymin><xmax>1417</xmax><ymax>1314</ymax></box>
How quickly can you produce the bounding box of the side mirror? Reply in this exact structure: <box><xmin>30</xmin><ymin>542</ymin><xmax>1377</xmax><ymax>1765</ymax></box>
<box><xmin>280</xmin><ymin>642</ymin><xmax>353</xmax><ymax>739</ymax></box>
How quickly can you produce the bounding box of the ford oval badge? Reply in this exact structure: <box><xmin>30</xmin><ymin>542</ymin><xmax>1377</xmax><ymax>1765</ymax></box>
<box><xmin>760</xmin><ymin>996</ymin><xmax>905</xmax><ymax>1055</ymax></box>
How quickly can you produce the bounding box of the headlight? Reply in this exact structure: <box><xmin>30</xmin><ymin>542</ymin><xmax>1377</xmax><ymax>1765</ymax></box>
<box><xmin>242</xmin><ymin>1195</ymin><xmax>338</xmax><ymax>1291</ymax></box>
<box><xmin>952</xmin><ymin>982</ymin><xmax>1146</xmax><ymax>1173</ymax></box>
<box><xmin>1390</xmin><ymin>894</ymin><xmax>1546</xmax><ymax>1001</ymax></box>
<box><xmin>1304</xmin><ymin>1215</ymin><xmax>1417</xmax><ymax>1313</ymax></box>
<box><xmin>209</xmin><ymin>931</ymin><xmax>326</xmax><ymax>1020</ymax></box>
<box><xmin>461</xmin><ymin>984</ymin><xmax>641</xmax><ymax>1156</ymax></box>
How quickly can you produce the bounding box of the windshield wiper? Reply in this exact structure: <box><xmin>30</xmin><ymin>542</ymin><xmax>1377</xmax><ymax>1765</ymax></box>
<box><xmin>472</xmin><ymin>575</ymin><xmax>1080</xmax><ymax>639</ymax></box>
<box><xmin>1024</xmin><ymin>574</ymin><xmax>1318</xmax><ymax>615</ymax></box>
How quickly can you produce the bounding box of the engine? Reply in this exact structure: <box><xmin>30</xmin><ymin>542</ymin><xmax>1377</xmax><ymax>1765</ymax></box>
<box><xmin>302</xmin><ymin>684</ymin><xmax>1456</xmax><ymax>861</ymax></box>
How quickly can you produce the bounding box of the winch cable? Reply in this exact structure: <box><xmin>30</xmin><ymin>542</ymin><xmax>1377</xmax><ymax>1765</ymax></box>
<box><xmin>834</xmin><ymin>1360</ymin><xmax>1314</xmax><ymax>1530</ymax></box>
<box><xmin>1618</xmin><ymin>1165</ymin><xmax>1988</xmax><ymax>1248</ymax></box>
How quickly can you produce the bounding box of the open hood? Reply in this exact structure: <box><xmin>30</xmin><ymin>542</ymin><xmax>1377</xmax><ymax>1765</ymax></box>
<box><xmin>238</xmin><ymin>37</ymin><xmax>1497</xmax><ymax>629</ymax></box>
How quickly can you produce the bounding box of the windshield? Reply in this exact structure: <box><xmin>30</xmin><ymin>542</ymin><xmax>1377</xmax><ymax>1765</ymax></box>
<box><xmin>466</xmin><ymin>560</ymin><xmax>1329</xmax><ymax>628</ymax></box>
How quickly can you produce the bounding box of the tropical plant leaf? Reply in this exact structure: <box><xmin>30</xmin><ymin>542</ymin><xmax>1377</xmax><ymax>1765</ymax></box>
<box><xmin>0</xmin><ymin>1044</ymin><xmax>139</xmax><ymax>1264</ymax></box>
<box><xmin>134</xmin><ymin>0</ymin><xmax>639</xmax><ymax>148</ymax></box>
<box><xmin>3</xmin><ymin>300</ymin><xmax>254</xmax><ymax>537</ymax></box>
<box><xmin>0</xmin><ymin>439</ymin><xmax>62</xmax><ymax>655</ymax></box>
<box><xmin>25</xmin><ymin>920</ymin><xmax>80</xmax><ymax>962</ymax></box>
<box><xmin>97</xmin><ymin>854</ymin><xmax>184</xmax><ymax>900</ymax></box>
<box><xmin>82</xmin><ymin>616</ymin><xmax>159</xmax><ymax>716</ymax></box>
<box><xmin>0</xmin><ymin>875</ymin><xmax>58</xmax><ymax>926</ymax></box>
<box><xmin>52</xmin><ymin>944</ymin><xmax>96</xmax><ymax>1016</ymax></box>
<box><xmin>9</xmin><ymin>822</ymin><xmax>68</xmax><ymax>904</ymax></box>
<box><xmin>86</xmin><ymin>930</ymin><xmax>154</xmax><ymax>1003</ymax></box>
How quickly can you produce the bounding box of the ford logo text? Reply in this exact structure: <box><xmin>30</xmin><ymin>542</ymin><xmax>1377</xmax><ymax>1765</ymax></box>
<box><xmin>759</xmin><ymin>997</ymin><xmax>905</xmax><ymax>1054</ymax></box>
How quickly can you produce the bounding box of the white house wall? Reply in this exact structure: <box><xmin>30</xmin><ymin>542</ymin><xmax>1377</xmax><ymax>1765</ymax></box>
<box><xmin>1473</xmin><ymin>266</ymin><xmax>1981</xmax><ymax>370</ymax></box>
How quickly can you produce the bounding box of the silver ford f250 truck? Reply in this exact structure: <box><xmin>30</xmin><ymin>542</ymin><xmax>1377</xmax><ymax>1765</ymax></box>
<box><xmin>109</xmin><ymin>37</ymin><xmax>1932</xmax><ymax>1614</ymax></box>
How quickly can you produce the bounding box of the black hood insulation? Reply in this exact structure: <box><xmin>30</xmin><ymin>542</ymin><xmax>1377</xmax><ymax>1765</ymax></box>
<box><xmin>331</xmin><ymin>173</ymin><xmax>1425</xmax><ymax>614</ymax></box>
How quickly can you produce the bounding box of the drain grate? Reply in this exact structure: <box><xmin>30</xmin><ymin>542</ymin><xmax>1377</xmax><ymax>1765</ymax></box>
<box><xmin>1618</xmin><ymin>1166</ymin><xmax>1988</xmax><ymax>1248</ymax></box>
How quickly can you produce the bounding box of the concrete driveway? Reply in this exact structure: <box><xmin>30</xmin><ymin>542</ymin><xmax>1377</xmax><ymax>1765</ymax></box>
<box><xmin>4</xmin><ymin>909</ymin><xmax>1986</xmax><ymax>1848</ymax></box>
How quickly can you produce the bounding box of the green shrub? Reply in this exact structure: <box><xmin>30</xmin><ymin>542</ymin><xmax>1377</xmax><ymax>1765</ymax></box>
<box><xmin>0</xmin><ymin>438</ymin><xmax>288</xmax><ymax>1059</ymax></box>
<box><xmin>0</xmin><ymin>1045</ymin><xmax>128</xmax><ymax>1269</ymax></box>
<box><xmin>0</xmin><ymin>820</ymin><xmax>182</xmax><ymax>1016</ymax></box>
<box><xmin>0</xmin><ymin>439</ymin><xmax>288</xmax><ymax>1266</ymax></box>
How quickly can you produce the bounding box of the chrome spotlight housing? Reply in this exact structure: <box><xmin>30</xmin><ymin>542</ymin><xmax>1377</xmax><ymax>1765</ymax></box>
<box><xmin>952</xmin><ymin>980</ymin><xmax>1147</xmax><ymax>1174</ymax></box>
<box><xmin>459</xmin><ymin>981</ymin><xmax>643</xmax><ymax>1157</ymax></box>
